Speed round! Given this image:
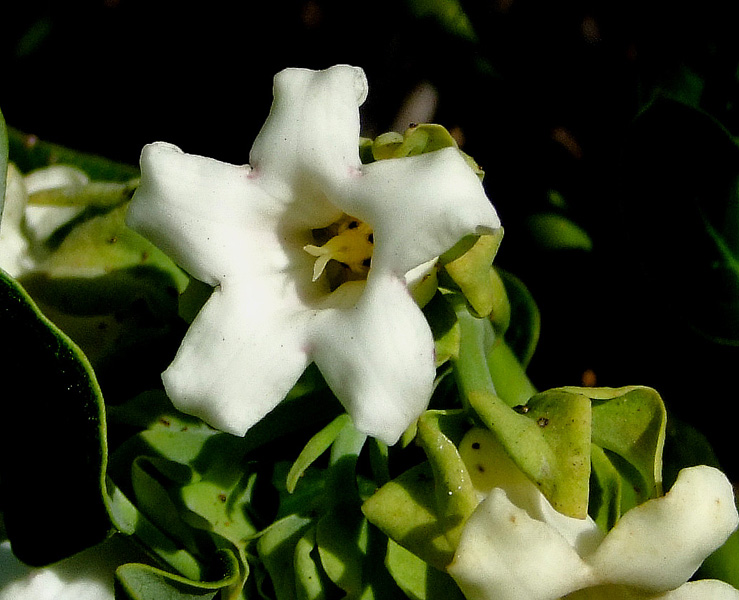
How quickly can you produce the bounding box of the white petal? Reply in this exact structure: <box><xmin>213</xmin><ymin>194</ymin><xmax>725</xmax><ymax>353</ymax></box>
<box><xmin>162</xmin><ymin>280</ymin><xmax>313</xmax><ymax>436</ymax></box>
<box><xmin>651</xmin><ymin>580</ymin><xmax>739</xmax><ymax>599</ymax></box>
<box><xmin>589</xmin><ymin>465</ymin><xmax>739</xmax><ymax>592</ymax></box>
<box><xmin>341</xmin><ymin>148</ymin><xmax>500</xmax><ymax>276</ymax></box>
<box><xmin>127</xmin><ymin>142</ymin><xmax>282</xmax><ymax>286</ymax></box>
<box><xmin>0</xmin><ymin>165</ymin><xmax>32</xmax><ymax>277</ymax></box>
<box><xmin>448</xmin><ymin>487</ymin><xmax>595</xmax><ymax>600</ymax></box>
<box><xmin>0</xmin><ymin>537</ymin><xmax>139</xmax><ymax>600</ymax></box>
<box><xmin>310</xmin><ymin>272</ymin><xmax>435</xmax><ymax>445</ymax></box>
<box><xmin>459</xmin><ymin>428</ymin><xmax>604</xmax><ymax>555</ymax></box>
<box><xmin>249</xmin><ymin>65</ymin><xmax>367</xmax><ymax>221</ymax></box>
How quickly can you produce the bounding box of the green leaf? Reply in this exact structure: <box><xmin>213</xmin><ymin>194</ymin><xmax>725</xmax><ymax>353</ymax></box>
<box><xmin>585</xmin><ymin>386</ymin><xmax>667</xmax><ymax>500</ymax></box>
<box><xmin>316</xmin><ymin>510</ymin><xmax>369</xmax><ymax>597</ymax></box>
<box><xmin>404</xmin><ymin>0</ymin><xmax>477</xmax><ymax>42</ymax></box>
<box><xmin>257</xmin><ymin>514</ymin><xmax>314</xmax><ymax>600</ymax></box>
<box><xmin>497</xmin><ymin>268</ymin><xmax>540</xmax><ymax>368</ymax></box>
<box><xmin>588</xmin><ymin>444</ymin><xmax>623</xmax><ymax>531</ymax></box>
<box><xmin>362</xmin><ymin>462</ymin><xmax>455</xmax><ymax>570</ymax></box>
<box><xmin>287</xmin><ymin>414</ymin><xmax>352</xmax><ymax>493</ymax></box>
<box><xmin>104</xmin><ymin>479</ymin><xmax>205</xmax><ymax>582</ymax></box>
<box><xmin>115</xmin><ymin>548</ymin><xmax>240</xmax><ymax>600</ymax></box>
<box><xmin>415</xmin><ymin>411</ymin><xmax>479</xmax><ymax>550</ymax></box>
<box><xmin>385</xmin><ymin>539</ymin><xmax>465</xmax><ymax>600</ymax></box>
<box><xmin>440</xmin><ymin>231</ymin><xmax>504</xmax><ymax>318</ymax></box>
<box><xmin>0</xmin><ymin>269</ymin><xmax>110</xmax><ymax>566</ymax></box>
<box><xmin>294</xmin><ymin>526</ymin><xmax>331</xmax><ymax>600</ymax></box>
<box><xmin>526</xmin><ymin>212</ymin><xmax>593</xmax><ymax>251</ymax></box>
<box><xmin>32</xmin><ymin>202</ymin><xmax>188</xmax><ymax>292</ymax></box>
<box><xmin>452</xmin><ymin>302</ymin><xmax>591</xmax><ymax>518</ymax></box>
<box><xmin>422</xmin><ymin>291</ymin><xmax>461</xmax><ymax>366</ymax></box>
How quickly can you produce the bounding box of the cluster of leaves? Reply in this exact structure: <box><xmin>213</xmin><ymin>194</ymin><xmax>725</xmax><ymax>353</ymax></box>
<box><xmin>0</xmin><ymin>116</ymin><xmax>736</xmax><ymax>600</ymax></box>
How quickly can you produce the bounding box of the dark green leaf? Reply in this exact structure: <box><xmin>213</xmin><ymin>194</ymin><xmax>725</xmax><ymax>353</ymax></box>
<box><xmin>0</xmin><ymin>269</ymin><xmax>110</xmax><ymax>565</ymax></box>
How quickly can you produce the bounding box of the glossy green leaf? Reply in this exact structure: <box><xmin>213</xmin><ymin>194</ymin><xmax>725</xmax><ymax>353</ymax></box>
<box><xmin>440</xmin><ymin>231</ymin><xmax>504</xmax><ymax>318</ymax></box>
<box><xmin>588</xmin><ymin>444</ymin><xmax>623</xmax><ymax>531</ymax></box>
<box><xmin>105</xmin><ymin>479</ymin><xmax>204</xmax><ymax>582</ymax></box>
<box><xmin>584</xmin><ymin>386</ymin><xmax>667</xmax><ymax>500</ymax></box>
<box><xmin>131</xmin><ymin>457</ymin><xmax>201</xmax><ymax>554</ymax></box>
<box><xmin>316</xmin><ymin>510</ymin><xmax>368</xmax><ymax>597</ymax></box>
<box><xmin>287</xmin><ymin>414</ymin><xmax>352</xmax><ymax>493</ymax></box>
<box><xmin>362</xmin><ymin>462</ymin><xmax>455</xmax><ymax>570</ymax></box>
<box><xmin>180</xmin><ymin>471</ymin><xmax>260</xmax><ymax>547</ymax></box>
<box><xmin>33</xmin><ymin>202</ymin><xmax>188</xmax><ymax>291</ymax></box>
<box><xmin>372</xmin><ymin>124</ymin><xmax>459</xmax><ymax>162</ymax></box>
<box><xmin>257</xmin><ymin>514</ymin><xmax>314</xmax><ymax>600</ymax></box>
<box><xmin>452</xmin><ymin>302</ymin><xmax>591</xmax><ymax>518</ymax></box>
<box><xmin>486</xmin><ymin>339</ymin><xmax>537</xmax><ymax>408</ymax></box>
<box><xmin>114</xmin><ymin>548</ymin><xmax>240</xmax><ymax>600</ymax></box>
<box><xmin>0</xmin><ymin>269</ymin><xmax>110</xmax><ymax>565</ymax></box>
<box><xmin>415</xmin><ymin>411</ymin><xmax>479</xmax><ymax>550</ymax></box>
<box><xmin>294</xmin><ymin>527</ymin><xmax>331</xmax><ymax>600</ymax></box>
<box><xmin>385</xmin><ymin>539</ymin><xmax>465</xmax><ymax>600</ymax></box>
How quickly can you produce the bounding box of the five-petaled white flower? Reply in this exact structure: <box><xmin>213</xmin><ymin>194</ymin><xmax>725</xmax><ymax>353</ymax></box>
<box><xmin>448</xmin><ymin>428</ymin><xmax>739</xmax><ymax>600</ymax></box>
<box><xmin>126</xmin><ymin>65</ymin><xmax>500</xmax><ymax>445</ymax></box>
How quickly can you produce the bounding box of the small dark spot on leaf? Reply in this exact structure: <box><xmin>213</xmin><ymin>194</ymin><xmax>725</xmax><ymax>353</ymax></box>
<box><xmin>218</xmin><ymin>493</ymin><xmax>227</xmax><ymax>503</ymax></box>
<box><xmin>471</xmin><ymin>442</ymin><xmax>481</xmax><ymax>450</ymax></box>
<box><xmin>159</xmin><ymin>417</ymin><xmax>171</xmax><ymax>427</ymax></box>
<box><xmin>513</xmin><ymin>405</ymin><xmax>530</xmax><ymax>414</ymax></box>
<box><xmin>477</xmin><ymin>464</ymin><xmax>485</xmax><ymax>473</ymax></box>
<box><xmin>537</xmin><ymin>417</ymin><xmax>549</xmax><ymax>427</ymax></box>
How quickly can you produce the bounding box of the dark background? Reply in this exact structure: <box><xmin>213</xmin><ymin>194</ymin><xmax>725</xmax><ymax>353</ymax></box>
<box><xmin>3</xmin><ymin>0</ymin><xmax>739</xmax><ymax>477</ymax></box>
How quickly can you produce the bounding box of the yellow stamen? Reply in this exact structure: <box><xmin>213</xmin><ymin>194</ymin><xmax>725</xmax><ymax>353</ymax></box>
<box><xmin>304</xmin><ymin>216</ymin><xmax>374</xmax><ymax>283</ymax></box>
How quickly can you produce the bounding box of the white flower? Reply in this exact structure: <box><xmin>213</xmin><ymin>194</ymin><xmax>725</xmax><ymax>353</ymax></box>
<box><xmin>126</xmin><ymin>65</ymin><xmax>500</xmax><ymax>445</ymax></box>
<box><xmin>0</xmin><ymin>164</ymin><xmax>87</xmax><ymax>277</ymax></box>
<box><xmin>0</xmin><ymin>539</ymin><xmax>126</xmax><ymax>600</ymax></box>
<box><xmin>448</xmin><ymin>428</ymin><xmax>739</xmax><ymax>600</ymax></box>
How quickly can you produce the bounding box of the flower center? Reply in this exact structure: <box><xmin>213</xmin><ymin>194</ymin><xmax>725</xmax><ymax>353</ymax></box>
<box><xmin>304</xmin><ymin>214</ymin><xmax>374</xmax><ymax>289</ymax></box>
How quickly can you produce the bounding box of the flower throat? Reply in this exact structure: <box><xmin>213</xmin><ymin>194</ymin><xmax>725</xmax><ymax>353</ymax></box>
<box><xmin>304</xmin><ymin>214</ymin><xmax>374</xmax><ymax>290</ymax></box>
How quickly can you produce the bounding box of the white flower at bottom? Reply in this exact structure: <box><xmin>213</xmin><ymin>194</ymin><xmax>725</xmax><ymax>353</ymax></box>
<box><xmin>126</xmin><ymin>65</ymin><xmax>500</xmax><ymax>445</ymax></box>
<box><xmin>448</xmin><ymin>429</ymin><xmax>739</xmax><ymax>600</ymax></box>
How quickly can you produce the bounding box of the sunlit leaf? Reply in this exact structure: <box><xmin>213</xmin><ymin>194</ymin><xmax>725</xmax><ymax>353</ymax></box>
<box><xmin>385</xmin><ymin>539</ymin><xmax>464</xmax><ymax>600</ymax></box>
<box><xmin>362</xmin><ymin>462</ymin><xmax>455</xmax><ymax>570</ymax></box>
<box><xmin>115</xmin><ymin>548</ymin><xmax>240</xmax><ymax>600</ymax></box>
<box><xmin>287</xmin><ymin>414</ymin><xmax>352</xmax><ymax>493</ymax></box>
<box><xmin>257</xmin><ymin>514</ymin><xmax>314</xmax><ymax>600</ymax></box>
<box><xmin>415</xmin><ymin>411</ymin><xmax>479</xmax><ymax>549</ymax></box>
<box><xmin>440</xmin><ymin>231</ymin><xmax>504</xmax><ymax>318</ymax></box>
